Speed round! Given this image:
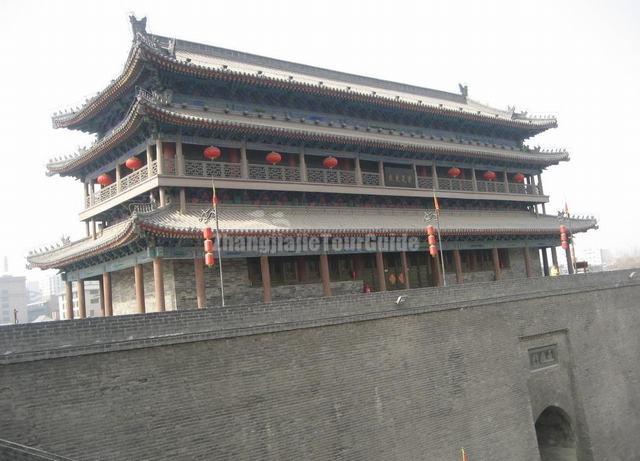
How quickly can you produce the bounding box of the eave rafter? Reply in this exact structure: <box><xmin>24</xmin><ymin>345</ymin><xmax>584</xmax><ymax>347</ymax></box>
<box><xmin>47</xmin><ymin>90</ymin><xmax>570</xmax><ymax>178</ymax></box>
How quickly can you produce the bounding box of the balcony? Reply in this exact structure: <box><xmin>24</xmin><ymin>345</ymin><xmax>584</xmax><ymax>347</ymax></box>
<box><xmin>437</xmin><ymin>177</ymin><xmax>475</xmax><ymax>192</ymax></box>
<box><xmin>84</xmin><ymin>156</ymin><xmax>545</xmax><ymax>212</ymax></box>
<box><xmin>248</xmin><ymin>164</ymin><xmax>300</xmax><ymax>182</ymax></box>
<box><xmin>307</xmin><ymin>167</ymin><xmax>356</xmax><ymax>185</ymax></box>
<box><xmin>185</xmin><ymin>159</ymin><xmax>241</xmax><ymax>179</ymax></box>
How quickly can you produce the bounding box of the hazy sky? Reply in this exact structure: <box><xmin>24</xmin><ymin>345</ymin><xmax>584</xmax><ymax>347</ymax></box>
<box><xmin>0</xmin><ymin>0</ymin><xmax>638</xmax><ymax>282</ymax></box>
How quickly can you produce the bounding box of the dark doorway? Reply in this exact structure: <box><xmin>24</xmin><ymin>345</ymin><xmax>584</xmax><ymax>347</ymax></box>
<box><xmin>535</xmin><ymin>406</ymin><xmax>577</xmax><ymax>461</ymax></box>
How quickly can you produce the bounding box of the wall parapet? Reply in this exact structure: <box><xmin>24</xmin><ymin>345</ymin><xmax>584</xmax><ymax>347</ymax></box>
<box><xmin>1</xmin><ymin>270</ymin><xmax>638</xmax><ymax>365</ymax></box>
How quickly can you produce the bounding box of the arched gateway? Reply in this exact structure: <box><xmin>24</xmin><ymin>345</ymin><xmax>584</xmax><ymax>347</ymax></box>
<box><xmin>535</xmin><ymin>406</ymin><xmax>577</xmax><ymax>461</ymax></box>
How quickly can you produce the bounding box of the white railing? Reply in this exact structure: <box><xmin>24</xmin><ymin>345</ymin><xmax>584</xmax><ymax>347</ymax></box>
<box><xmin>307</xmin><ymin>168</ymin><xmax>356</xmax><ymax>185</ymax></box>
<box><xmin>249</xmin><ymin>164</ymin><xmax>301</xmax><ymax>181</ymax></box>
<box><xmin>437</xmin><ymin>177</ymin><xmax>474</xmax><ymax>192</ymax></box>
<box><xmin>508</xmin><ymin>183</ymin><xmax>540</xmax><ymax>195</ymax></box>
<box><xmin>92</xmin><ymin>182</ymin><xmax>118</xmax><ymax>205</ymax></box>
<box><xmin>184</xmin><ymin>159</ymin><xmax>242</xmax><ymax>179</ymax></box>
<box><xmin>416</xmin><ymin>176</ymin><xmax>434</xmax><ymax>189</ymax></box>
<box><xmin>120</xmin><ymin>167</ymin><xmax>150</xmax><ymax>192</ymax></box>
<box><xmin>86</xmin><ymin>155</ymin><xmax>545</xmax><ymax>210</ymax></box>
<box><xmin>361</xmin><ymin>172</ymin><xmax>380</xmax><ymax>186</ymax></box>
<box><xmin>476</xmin><ymin>180</ymin><xmax>507</xmax><ymax>193</ymax></box>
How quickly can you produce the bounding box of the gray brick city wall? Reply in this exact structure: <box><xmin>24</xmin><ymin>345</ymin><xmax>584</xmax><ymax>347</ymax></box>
<box><xmin>112</xmin><ymin>261</ymin><xmax>178</xmax><ymax>313</ymax></box>
<box><xmin>1</xmin><ymin>270</ymin><xmax>638</xmax><ymax>460</ymax></box>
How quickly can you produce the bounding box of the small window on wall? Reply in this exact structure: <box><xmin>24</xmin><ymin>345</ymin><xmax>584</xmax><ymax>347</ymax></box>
<box><xmin>306</xmin><ymin>258</ymin><xmax>321</xmax><ymax>283</ymax></box>
<box><xmin>478</xmin><ymin>249</ymin><xmax>493</xmax><ymax>271</ymax></box>
<box><xmin>498</xmin><ymin>249</ymin><xmax>511</xmax><ymax>269</ymax></box>
<box><xmin>329</xmin><ymin>255</ymin><xmax>355</xmax><ymax>281</ymax></box>
<box><xmin>247</xmin><ymin>258</ymin><xmax>262</xmax><ymax>287</ymax></box>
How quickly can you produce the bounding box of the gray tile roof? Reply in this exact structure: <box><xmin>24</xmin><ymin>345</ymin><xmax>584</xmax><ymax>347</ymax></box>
<box><xmin>143</xmin><ymin>204</ymin><xmax>597</xmax><ymax>235</ymax></box>
<box><xmin>27</xmin><ymin>204</ymin><xmax>597</xmax><ymax>269</ymax></box>
<box><xmin>52</xmin><ymin>25</ymin><xmax>556</xmax><ymax>132</ymax></box>
<box><xmin>48</xmin><ymin>91</ymin><xmax>569</xmax><ymax>175</ymax></box>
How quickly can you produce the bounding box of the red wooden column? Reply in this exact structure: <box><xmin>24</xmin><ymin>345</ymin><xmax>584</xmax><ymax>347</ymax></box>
<box><xmin>260</xmin><ymin>255</ymin><xmax>272</xmax><ymax>303</ymax></box>
<box><xmin>134</xmin><ymin>264</ymin><xmax>146</xmax><ymax>314</ymax></box>
<box><xmin>103</xmin><ymin>272</ymin><xmax>113</xmax><ymax>316</ymax></box>
<box><xmin>375</xmin><ymin>251</ymin><xmax>387</xmax><ymax>292</ymax></box>
<box><xmin>453</xmin><ymin>249</ymin><xmax>463</xmax><ymax>284</ymax></box>
<box><xmin>432</xmin><ymin>253</ymin><xmax>443</xmax><ymax>287</ymax></box>
<box><xmin>565</xmin><ymin>246</ymin><xmax>574</xmax><ymax>275</ymax></box>
<box><xmin>194</xmin><ymin>257</ymin><xmax>206</xmax><ymax>309</ymax></box>
<box><xmin>523</xmin><ymin>247</ymin><xmax>533</xmax><ymax>278</ymax></box>
<box><xmin>153</xmin><ymin>257</ymin><xmax>166</xmax><ymax>312</ymax></box>
<box><xmin>400</xmin><ymin>251</ymin><xmax>410</xmax><ymax>289</ymax></box>
<box><xmin>492</xmin><ymin>247</ymin><xmax>502</xmax><ymax>281</ymax></box>
<box><xmin>320</xmin><ymin>254</ymin><xmax>332</xmax><ymax>297</ymax></box>
<box><xmin>64</xmin><ymin>281</ymin><xmax>74</xmax><ymax>320</ymax></box>
<box><xmin>77</xmin><ymin>280</ymin><xmax>86</xmax><ymax>319</ymax></box>
<box><xmin>98</xmin><ymin>278</ymin><xmax>105</xmax><ymax>317</ymax></box>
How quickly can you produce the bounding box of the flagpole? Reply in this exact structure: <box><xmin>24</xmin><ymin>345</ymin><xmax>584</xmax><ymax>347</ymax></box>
<box><xmin>433</xmin><ymin>190</ymin><xmax>447</xmax><ymax>287</ymax></box>
<box><xmin>211</xmin><ymin>179</ymin><xmax>225</xmax><ymax>307</ymax></box>
<box><xmin>563</xmin><ymin>200</ymin><xmax>577</xmax><ymax>274</ymax></box>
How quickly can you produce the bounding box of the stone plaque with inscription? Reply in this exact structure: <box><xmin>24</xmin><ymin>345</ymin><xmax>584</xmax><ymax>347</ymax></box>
<box><xmin>528</xmin><ymin>344</ymin><xmax>558</xmax><ymax>370</ymax></box>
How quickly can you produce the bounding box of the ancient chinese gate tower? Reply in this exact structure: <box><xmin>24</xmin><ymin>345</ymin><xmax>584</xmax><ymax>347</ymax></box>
<box><xmin>28</xmin><ymin>16</ymin><xmax>597</xmax><ymax>317</ymax></box>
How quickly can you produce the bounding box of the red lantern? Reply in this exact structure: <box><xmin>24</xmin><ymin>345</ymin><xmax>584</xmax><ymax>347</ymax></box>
<box><xmin>429</xmin><ymin>245</ymin><xmax>439</xmax><ymax>257</ymax></box>
<box><xmin>204</xmin><ymin>239</ymin><xmax>214</xmax><ymax>253</ymax></box>
<box><xmin>561</xmin><ymin>241</ymin><xmax>569</xmax><ymax>250</ymax></box>
<box><xmin>513</xmin><ymin>173</ymin><xmax>525</xmax><ymax>183</ymax></box>
<box><xmin>265</xmin><ymin>151</ymin><xmax>282</xmax><ymax>165</ymax></box>
<box><xmin>205</xmin><ymin>252</ymin><xmax>216</xmax><ymax>267</ymax></box>
<box><xmin>483</xmin><ymin>171</ymin><xmax>497</xmax><ymax>181</ymax></box>
<box><xmin>426</xmin><ymin>225</ymin><xmax>436</xmax><ymax>235</ymax></box>
<box><xmin>97</xmin><ymin>174</ymin><xmax>113</xmax><ymax>186</ymax></box>
<box><xmin>125</xmin><ymin>157</ymin><xmax>143</xmax><ymax>170</ymax></box>
<box><xmin>428</xmin><ymin>235</ymin><xmax>437</xmax><ymax>245</ymax></box>
<box><xmin>560</xmin><ymin>225</ymin><xmax>568</xmax><ymax>234</ymax></box>
<box><xmin>203</xmin><ymin>227</ymin><xmax>213</xmax><ymax>239</ymax></box>
<box><xmin>560</xmin><ymin>233</ymin><xmax>568</xmax><ymax>241</ymax></box>
<box><xmin>323</xmin><ymin>156</ymin><xmax>338</xmax><ymax>169</ymax></box>
<box><xmin>163</xmin><ymin>143</ymin><xmax>176</xmax><ymax>157</ymax></box>
<box><xmin>203</xmin><ymin>146</ymin><xmax>221</xmax><ymax>160</ymax></box>
<box><xmin>448</xmin><ymin>167</ymin><xmax>461</xmax><ymax>178</ymax></box>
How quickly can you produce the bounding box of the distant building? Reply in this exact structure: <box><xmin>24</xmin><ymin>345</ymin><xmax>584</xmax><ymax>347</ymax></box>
<box><xmin>0</xmin><ymin>275</ymin><xmax>28</xmax><ymax>325</ymax></box>
<box><xmin>56</xmin><ymin>279</ymin><xmax>102</xmax><ymax>320</ymax></box>
<box><xmin>26</xmin><ymin>298</ymin><xmax>59</xmax><ymax>322</ymax></box>
<box><xmin>576</xmin><ymin>248</ymin><xmax>605</xmax><ymax>272</ymax></box>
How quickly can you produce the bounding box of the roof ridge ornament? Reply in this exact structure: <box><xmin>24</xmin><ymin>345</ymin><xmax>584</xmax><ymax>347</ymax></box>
<box><xmin>458</xmin><ymin>83</ymin><xmax>468</xmax><ymax>99</ymax></box>
<box><xmin>129</xmin><ymin>15</ymin><xmax>147</xmax><ymax>37</ymax></box>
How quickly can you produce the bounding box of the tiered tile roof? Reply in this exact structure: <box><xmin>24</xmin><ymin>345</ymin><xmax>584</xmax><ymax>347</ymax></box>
<box><xmin>51</xmin><ymin>17</ymin><xmax>557</xmax><ymax>136</ymax></box>
<box><xmin>27</xmin><ymin>204</ymin><xmax>597</xmax><ymax>270</ymax></box>
<box><xmin>47</xmin><ymin>89</ymin><xmax>569</xmax><ymax>177</ymax></box>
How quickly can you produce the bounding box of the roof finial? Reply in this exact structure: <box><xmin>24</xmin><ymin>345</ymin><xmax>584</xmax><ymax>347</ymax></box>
<box><xmin>129</xmin><ymin>15</ymin><xmax>147</xmax><ymax>36</ymax></box>
<box><xmin>458</xmin><ymin>83</ymin><xmax>468</xmax><ymax>98</ymax></box>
